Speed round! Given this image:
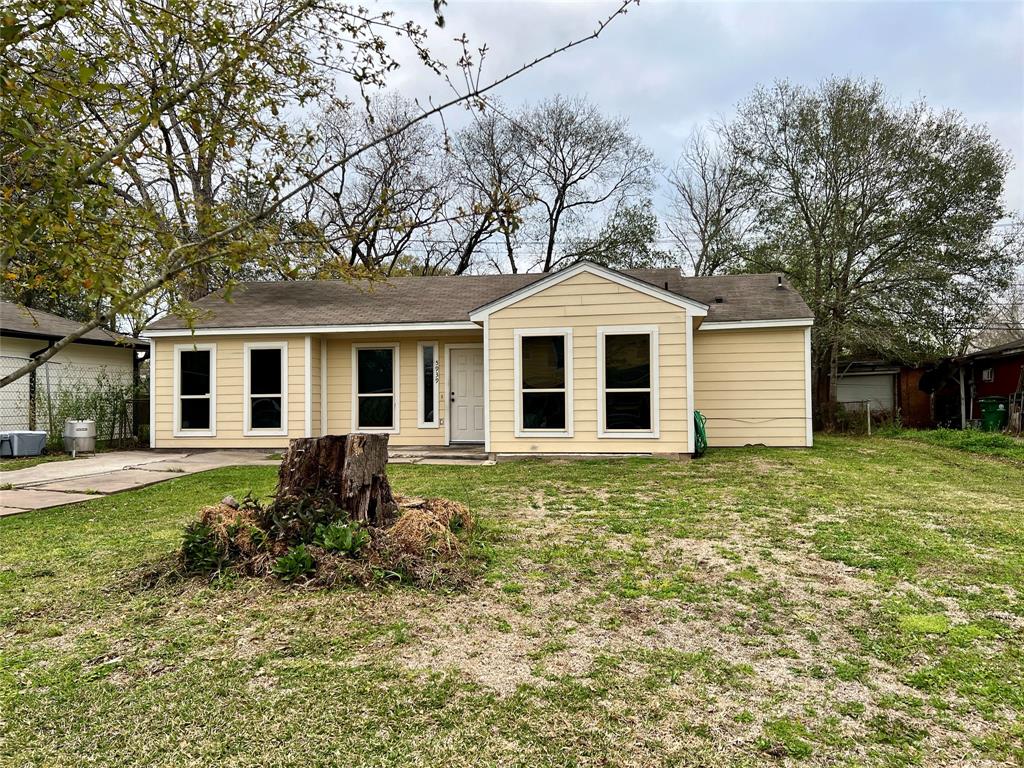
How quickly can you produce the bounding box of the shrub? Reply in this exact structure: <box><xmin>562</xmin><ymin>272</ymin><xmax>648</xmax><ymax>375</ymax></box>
<box><xmin>181</xmin><ymin>522</ymin><xmax>227</xmax><ymax>575</ymax></box>
<box><xmin>271</xmin><ymin>545</ymin><xmax>316</xmax><ymax>582</ymax></box>
<box><xmin>259</xmin><ymin>494</ymin><xmax>345</xmax><ymax>543</ymax></box>
<box><xmin>313</xmin><ymin>521</ymin><xmax>369</xmax><ymax>555</ymax></box>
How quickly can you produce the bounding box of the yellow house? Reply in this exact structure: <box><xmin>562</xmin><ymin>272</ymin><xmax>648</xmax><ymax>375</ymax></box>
<box><xmin>143</xmin><ymin>262</ymin><xmax>814</xmax><ymax>455</ymax></box>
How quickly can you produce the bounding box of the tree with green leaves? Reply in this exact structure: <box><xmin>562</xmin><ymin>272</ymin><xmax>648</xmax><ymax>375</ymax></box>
<box><xmin>724</xmin><ymin>78</ymin><xmax>1015</xmax><ymax>423</ymax></box>
<box><xmin>1</xmin><ymin>0</ymin><xmax>634</xmax><ymax>387</ymax></box>
<box><xmin>566</xmin><ymin>199</ymin><xmax>672</xmax><ymax>270</ymax></box>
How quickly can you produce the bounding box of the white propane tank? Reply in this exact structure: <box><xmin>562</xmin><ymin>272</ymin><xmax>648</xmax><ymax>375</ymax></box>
<box><xmin>63</xmin><ymin>419</ymin><xmax>97</xmax><ymax>456</ymax></box>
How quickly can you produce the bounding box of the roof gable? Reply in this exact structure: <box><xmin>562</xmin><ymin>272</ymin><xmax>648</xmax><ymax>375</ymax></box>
<box><xmin>468</xmin><ymin>262</ymin><xmax>709</xmax><ymax>321</ymax></box>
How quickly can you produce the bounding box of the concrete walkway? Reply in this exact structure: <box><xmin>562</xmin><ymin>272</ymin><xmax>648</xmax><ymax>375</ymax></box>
<box><xmin>0</xmin><ymin>445</ymin><xmax>493</xmax><ymax>517</ymax></box>
<box><xmin>0</xmin><ymin>450</ymin><xmax>280</xmax><ymax>516</ymax></box>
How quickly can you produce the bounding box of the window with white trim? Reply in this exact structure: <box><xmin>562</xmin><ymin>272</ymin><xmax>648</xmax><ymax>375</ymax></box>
<box><xmin>599</xmin><ymin>328</ymin><xmax>658</xmax><ymax>437</ymax></box>
<box><xmin>516</xmin><ymin>330</ymin><xmax>572</xmax><ymax>434</ymax></box>
<box><xmin>176</xmin><ymin>345</ymin><xmax>215</xmax><ymax>434</ymax></box>
<box><xmin>245</xmin><ymin>342</ymin><xmax>287</xmax><ymax>434</ymax></box>
<box><xmin>417</xmin><ymin>341</ymin><xmax>439</xmax><ymax>428</ymax></box>
<box><xmin>353</xmin><ymin>345</ymin><xmax>399</xmax><ymax>431</ymax></box>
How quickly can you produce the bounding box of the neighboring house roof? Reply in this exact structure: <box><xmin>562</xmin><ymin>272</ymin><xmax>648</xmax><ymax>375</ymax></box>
<box><xmin>0</xmin><ymin>301</ymin><xmax>147</xmax><ymax>348</ymax></box>
<box><xmin>962</xmin><ymin>337</ymin><xmax>1024</xmax><ymax>361</ymax></box>
<box><xmin>146</xmin><ymin>265</ymin><xmax>813</xmax><ymax>332</ymax></box>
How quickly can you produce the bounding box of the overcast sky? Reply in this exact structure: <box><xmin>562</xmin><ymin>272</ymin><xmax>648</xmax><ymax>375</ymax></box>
<box><xmin>370</xmin><ymin>0</ymin><xmax>1024</xmax><ymax>218</ymax></box>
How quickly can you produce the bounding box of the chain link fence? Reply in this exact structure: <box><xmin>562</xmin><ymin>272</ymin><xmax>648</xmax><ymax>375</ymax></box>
<box><xmin>0</xmin><ymin>355</ymin><xmax>148</xmax><ymax>449</ymax></box>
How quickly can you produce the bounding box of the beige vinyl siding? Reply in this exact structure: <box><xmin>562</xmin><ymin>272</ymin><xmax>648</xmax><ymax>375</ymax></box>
<box><xmin>152</xmin><ymin>335</ymin><xmax>306</xmax><ymax>448</ymax></box>
<box><xmin>487</xmin><ymin>271</ymin><xmax>690</xmax><ymax>454</ymax></box>
<box><xmin>324</xmin><ymin>332</ymin><xmax>483</xmax><ymax>446</ymax></box>
<box><xmin>692</xmin><ymin>327</ymin><xmax>809</xmax><ymax>447</ymax></box>
<box><xmin>309</xmin><ymin>336</ymin><xmax>321</xmax><ymax>436</ymax></box>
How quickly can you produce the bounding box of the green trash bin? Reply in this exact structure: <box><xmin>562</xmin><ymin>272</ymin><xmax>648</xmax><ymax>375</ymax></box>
<box><xmin>978</xmin><ymin>396</ymin><xmax>1009</xmax><ymax>432</ymax></box>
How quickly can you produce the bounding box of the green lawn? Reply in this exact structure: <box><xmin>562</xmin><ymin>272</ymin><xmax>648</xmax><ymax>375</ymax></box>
<box><xmin>1</xmin><ymin>436</ymin><xmax>1021</xmax><ymax>767</ymax></box>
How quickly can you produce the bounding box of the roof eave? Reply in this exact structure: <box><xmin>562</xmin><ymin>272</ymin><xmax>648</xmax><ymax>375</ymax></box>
<box><xmin>142</xmin><ymin>320</ymin><xmax>482</xmax><ymax>338</ymax></box>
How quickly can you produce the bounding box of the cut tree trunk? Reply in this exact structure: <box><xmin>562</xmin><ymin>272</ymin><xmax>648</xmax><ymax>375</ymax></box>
<box><xmin>275</xmin><ymin>434</ymin><xmax>397</xmax><ymax>526</ymax></box>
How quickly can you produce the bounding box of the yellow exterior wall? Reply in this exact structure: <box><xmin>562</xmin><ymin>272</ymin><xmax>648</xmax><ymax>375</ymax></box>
<box><xmin>486</xmin><ymin>271</ymin><xmax>691</xmax><ymax>454</ymax></box>
<box><xmin>692</xmin><ymin>327</ymin><xmax>810</xmax><ymax>447</ymax></box>
<box><xmin>153</xmin><ymin>335</ymin><xmax>307</xmax><ymax>448</ymax></box>
<box><xmin>309</xmin><ymin>336</ymin><xmax>321</xmax><ymax>437</ymax></box>
<box><xmin>324</xmin><ymin>332</ymin><xmax>482</xmax><ymax>446</ymax></box>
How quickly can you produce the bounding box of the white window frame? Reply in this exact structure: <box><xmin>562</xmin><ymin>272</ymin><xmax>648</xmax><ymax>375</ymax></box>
<box><xmin>173</xmin><ymin>343</ymin><xmax>216</xmax><ymax>437</ymax></box>
<box><xmin>417</xmin><ymin>341</ymin><xmax>440</xmax><ymax>429</ymax></box>
<box><xmin>351</xmin><ymin>343</ymin><xmax>400</xmax><ymax>434</ymax></box>
<box><xmin>243</xmin><ymin>341</ymin><xmax>289</xmax><ymax>437</ymax></box>
<box><xmin>513</xmin><ymin>328</ymin><xmax>574</xmax><ymax>438</ymax></box>
<box><xmin>597</xmin><ymin>326</ymin><xmax>660</xmax><ymax>439</ymax></box>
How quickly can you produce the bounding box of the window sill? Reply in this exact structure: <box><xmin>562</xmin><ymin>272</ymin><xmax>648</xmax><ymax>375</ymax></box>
<box><xmin>514</xmin><ymin>429</ymin><xmax>574</xmax><ymax>439</ymax></box>
<box><xmin>172</xmin><ymin>430</ymin><xmax>217</xmax><ymax>438</ymax></box>
<box><xmin>597</xmin><ymin>431</ymin><xmax>661</xmax><ymax>439</ymax></box>
<box><xmin>243</xmin><ymin>428</ymin><xmax>288</xmax><ymax>437</ymax></box>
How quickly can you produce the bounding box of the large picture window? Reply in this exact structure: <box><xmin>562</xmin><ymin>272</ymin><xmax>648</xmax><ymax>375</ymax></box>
<box><xmin>598</xmin><ymin>327</ymin><xmax>658</xmax><ymax>438</ymax></box>
<box><xmin>352</xmin><ymin>345</ymin><xmax>399</xmax><ymax>432</ymax></box>
<box><xmin>515</xmin><ymin>329</ymin><xmax>573</xmax><ymax>436</ymax></box>
<box><xmin>417</xmin><ymin>342</ymin><xmax>439</xmax><ymax>428</ymax></box>
<box><xmin>244</xmin><ymin>342</ymin><xmax>287</xmax><ymax>435</ymax></box>
<box><xmin>174</xmin><ymin>344</ymin><xmax>215</xmax><ymax>436</ymax></box>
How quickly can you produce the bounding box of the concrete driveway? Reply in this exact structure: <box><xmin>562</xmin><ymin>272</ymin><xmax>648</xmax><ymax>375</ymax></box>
<box><xmin>0</xmin><ymin>450</ymin><xmax>281</xmax><ymax>516</ymax></box>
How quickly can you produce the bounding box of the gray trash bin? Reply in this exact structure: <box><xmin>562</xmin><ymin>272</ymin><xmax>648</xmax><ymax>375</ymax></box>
<box><xmin>0</xmin><ymin>430</ymin><xmax>48</xmax><ymax>457</ymax></box>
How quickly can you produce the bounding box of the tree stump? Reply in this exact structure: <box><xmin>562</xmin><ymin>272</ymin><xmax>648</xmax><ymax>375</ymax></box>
<box><xmin>275</xmin><ymin>434</ymin><xmax>397</xmax><ymax>526</ymax></box>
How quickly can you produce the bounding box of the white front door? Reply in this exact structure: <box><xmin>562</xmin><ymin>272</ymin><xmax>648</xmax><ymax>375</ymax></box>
<box><xmin>449</xmin><ymin>346</ymin><xmax>485</xmax><ymax>443</ymax></box>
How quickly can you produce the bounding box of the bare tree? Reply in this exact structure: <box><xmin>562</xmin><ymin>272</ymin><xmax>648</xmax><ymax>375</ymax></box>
<box><xmin>444</xmin><ymin>109</ymin><xmax>536</xmax><ymax>274</ymax></box>
<box><xmin>308</xmin><ymin>96</ymin><xmax>450</xmax><ymax>276</ymax></box>
<box><xmin>517</xmin><ymin>95</ymin><xmax>655</xmax><ymax>272</ymax></box>
<box><xmin>666</xmin><ymin>128</ymin><xmax>752</xmax><ymax>276</ymax></box>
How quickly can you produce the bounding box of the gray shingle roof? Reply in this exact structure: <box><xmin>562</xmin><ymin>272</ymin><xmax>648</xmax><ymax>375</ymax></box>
<box><xmin>146</xmin><ymin>268</ymin><xmax>812</xmax><ymax>331</ymax></box>
<box><xmin>0</xmin><ymin>301</ymin><xmax>146</xmax><ymax>346</ymax></box>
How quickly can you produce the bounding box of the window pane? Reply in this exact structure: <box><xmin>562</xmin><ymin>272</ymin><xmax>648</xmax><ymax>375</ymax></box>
<box><xmin>606</xmin><ymin>392</ymin><xmax>651</xmax><ymax>431</ymax></box>
<box><xmin>422</xmin><ymin>346</ymin><xmax>435</xmax><ymax>423</ymax></box>
<box><xmin>180</xmin><ymin>350</ymin><xmax>210</xmax><ymax>396</ymax></box>
<box><xmin>605</xmin><ymin>334</ymin><xmax>650</xmax><ymax>389</ymax></box>
<box><xmin>358</xmin><ymin>395</ymin><xmax>393</xmax><ymax>428</ymax></box>
<box><xmin>250</xmin><ymin>348</ymin><xmax>281</xmax><ymax>394</ymax></box>
<box><xmin>358</xmin><ymin>349</ymin><xmax>393</xmax><ymax>394</ymax></box>
<box><xmin>251</xmin><ymin>396</ymin><xmax>282</xmax><ymax>429</ymax></box>
<box><xmin>521</xmin><ymin>336</ymin><xmax>565</xmax><ymax>390</ymax></box>
<box><xmin>522</xmin><ymin>392</ymin><xmax>565</xmax><ymax>430</ymax></box>
<box><xmin>181</xmin><ymin>398</ymin><xmax>210</xmax><ymax>430</ymax></box>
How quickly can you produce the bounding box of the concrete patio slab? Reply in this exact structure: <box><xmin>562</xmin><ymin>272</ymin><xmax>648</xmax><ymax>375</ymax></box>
<box><xmin>0</xmin><ymin>506</ymin><xmax>28</xmax><ymax>517</ymax></box>
<box><xmin>32</xmin><ymin>469</ymin><xmax>183</xmax><ymax>495</ymax></box>
<box><xmin>0</xmin><ymin>488</ymin><xmax>101</xmax><ymax>510</ymax></box>
<box><xmin>0</xmin><ymin>451</ymin><xmax>191</xmax><ymax>487</ymax></box>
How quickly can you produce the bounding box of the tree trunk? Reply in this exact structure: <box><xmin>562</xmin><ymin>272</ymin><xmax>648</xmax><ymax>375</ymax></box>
<box><xmin>275</xmin><ymin>434</ymin><xmax>397</xmax><ymax>526</ymax></box>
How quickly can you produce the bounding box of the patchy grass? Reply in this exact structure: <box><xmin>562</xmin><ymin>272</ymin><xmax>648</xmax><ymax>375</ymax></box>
<box><xmin>1</xmin><ymin>436</ymin><xmax>1022</xmax><ymax>766</ymax></box>
<box><xmin>0</xmin><ymin>452</ymin><xmax>74</xmax><ymax>471</ymax></box>
<box><xmin>878</xmin><ymin>426</ymin><xmax>1024</xmax><ymax>463</ymax></box>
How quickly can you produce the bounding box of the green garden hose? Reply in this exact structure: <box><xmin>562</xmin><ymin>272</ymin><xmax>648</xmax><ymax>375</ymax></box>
<box><xmin>694</xmin><ymin>410</ymin><xmax>708</xmax><ymax>458</ymax></box>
